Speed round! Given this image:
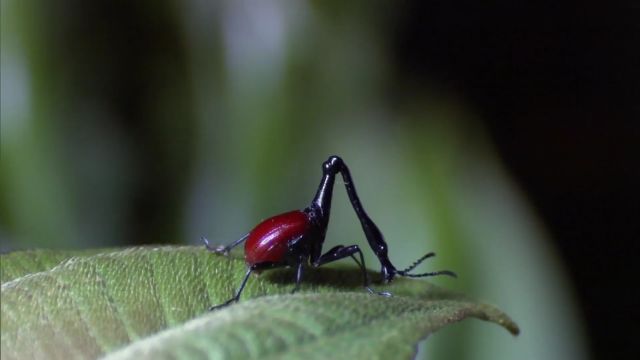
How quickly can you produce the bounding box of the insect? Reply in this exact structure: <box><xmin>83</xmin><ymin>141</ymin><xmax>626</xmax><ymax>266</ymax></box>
<box><xmin>204</xmin><ymin>155</ymin><xmax>456</xmax><ymax>310</ymax></box>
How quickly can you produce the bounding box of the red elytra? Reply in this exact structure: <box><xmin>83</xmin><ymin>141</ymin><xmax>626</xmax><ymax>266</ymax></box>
<box><xmin>244</xmin><ymin>210</ymin><xmax>311</xmax><ymax>266</ymax></box>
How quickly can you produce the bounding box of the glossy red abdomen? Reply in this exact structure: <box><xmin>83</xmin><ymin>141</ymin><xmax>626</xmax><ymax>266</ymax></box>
<box><xmin>244</xmin><ymin>210</ymin><xmax>310</xmax><ymax>266</ymax></box>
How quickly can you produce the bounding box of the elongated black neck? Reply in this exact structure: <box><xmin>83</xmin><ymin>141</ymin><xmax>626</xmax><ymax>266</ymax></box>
<box><xmin>312</xmin><ymin>172</ymin><xmax>335</xmax><ymax>220</ymax></box>
<box><xmin>311</xmin><ymin>157</ymin><xmax>342</xmax><ymax>225</ymax></box>
<box><xmin>310</xmin><ymin>156</ymin><xmax>397</xmax><ymax>281</ymax></box>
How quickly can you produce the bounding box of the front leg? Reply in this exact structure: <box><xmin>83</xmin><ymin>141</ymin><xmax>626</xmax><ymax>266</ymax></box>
<box><xmin>286</xmin><ymin>235</ymin><xmax>309</xmax><ymax>294</ymax></box>
<box><xmin>209</xmin><ymin>267</ymin><xmax>253</xmax><ymax>311</ymax></box>
<box><xmin>313</xmin><ymin>244</ymin><xmax>391</xmax><ymax>296</ymax></box>
<box><xmin>203</xmin><ymin>233</ymin><xmax>249</xmax><ymax>255</ymax></box>
<box><xmin>292</xmin><ymin>257</ymin><xmax>305</xmax><ymax>294</ymax></box>
<box><xmin>209</xmin><ymin>261</ymin><xmax>282</xmax><ymax>311</ymax></box>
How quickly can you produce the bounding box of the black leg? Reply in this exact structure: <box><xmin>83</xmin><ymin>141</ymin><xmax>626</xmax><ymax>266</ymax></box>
<box><xmin>310</xmin><ymin>156</ymin><xmax>456</xmax><ymax>283</ymax></box>
<box><xmin>209</xmin><ymin>262</ymin><xmax>283</xmax><ymax>311</ymax></box>
<box><xmin>313</xmin><ymin>244</ymin><xmax>391</xmax><ymax>297</ymax></box>
<box><xmin>310</xmin><ymin>156</ymin><xmax>396</xmax><ymax>281</ymax></box>
<box><xmin>292</xmin><ymin>257</ymin><xmax>305</xmax><ymax>294</ymax></box>
<box><xmin>340</xmin><ymin>168</ymin><xmax>457</xmax><ymax>280</ymax></box>
<box><xmin>203</xmin><ymin>233</ymin><xmax>249</xmax><ymax>255</ymax></box>
<box><xmin>338</xmin><ymin>166</ymin><xmax>399</xmax><ymax>282</ymax></box>
<box><xmin>209</xmin><ymin>267</ymin><xmax>253</xmax><ymax>311</ymax></box>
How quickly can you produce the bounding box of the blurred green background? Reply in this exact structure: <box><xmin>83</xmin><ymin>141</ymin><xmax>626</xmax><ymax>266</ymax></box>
<box><xmin>4</xmin><ymin>1</ymin><xmax>638</xmax><ymax>359</ymax></box>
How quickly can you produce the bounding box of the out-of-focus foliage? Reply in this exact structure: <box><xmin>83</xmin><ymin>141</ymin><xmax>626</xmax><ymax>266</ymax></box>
<box><xmin>0</xmin><ymin>0</ymin><xmax>588</xmax><ymax>359</ymax></box>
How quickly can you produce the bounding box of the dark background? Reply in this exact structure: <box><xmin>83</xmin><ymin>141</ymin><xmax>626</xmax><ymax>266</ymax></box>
<box><xmin>392</xmin><ymin>1</ymin><xmax>639</xmax><ymax>358</ymax></box>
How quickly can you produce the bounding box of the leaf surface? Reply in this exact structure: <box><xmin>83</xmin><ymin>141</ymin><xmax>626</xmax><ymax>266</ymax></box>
<box><xmin>1</xmin><ymin>246</ymin><xmax>519</xmax><ymax>360</ymax></box>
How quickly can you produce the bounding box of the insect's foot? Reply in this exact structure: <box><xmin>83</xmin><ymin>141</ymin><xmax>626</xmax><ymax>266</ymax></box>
<box><xmin>202</xmin><ymin>237</ymin><xmax>231</xmax><ymax>255</ymax></box>
<box><xmin>366</xmin><ymin>286</ymin><xmax>392</xmax><ymax>297</ymax></box>
<box><xmin>214</xmin><ymin>246</ymin><xmax>230</xmax><ymax>256</ymax></box>
<box><xmin>202</xmin><ymin>237</ymin><xmax>215</xmax><ymax>251</ymax></box>
<box><xmin>208</xmin><ymin>299</ymin><xmax>237</xmax><ymax>311</ymax></box>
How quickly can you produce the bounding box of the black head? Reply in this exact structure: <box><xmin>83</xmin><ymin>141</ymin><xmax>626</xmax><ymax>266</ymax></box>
<box><xmin>323</xmin><ymin>155</ymin><xmax>344</xmax><ymax>174</ymax></box>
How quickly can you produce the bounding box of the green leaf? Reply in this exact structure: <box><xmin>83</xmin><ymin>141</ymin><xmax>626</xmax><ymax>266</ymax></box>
<box><xmin>103</xmin><ymin>293</ymin><xmax>518</xmax><ymax>360</ymax></box>
<box><xmin>1</xmin><ymin>246</ymin><xmax>519</xmax><ymax>360</ymax></box>
<box><xmin>1</xmin><ymin>248</ymin><xmax>110</xmax><ymax>284</ymax></box>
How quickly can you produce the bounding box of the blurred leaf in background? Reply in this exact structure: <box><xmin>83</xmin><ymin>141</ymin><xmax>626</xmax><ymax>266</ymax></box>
<box><xmin>0</xmin><ymin>0</ymin><xmax>589</xmax><ymax>359</ymax></box>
